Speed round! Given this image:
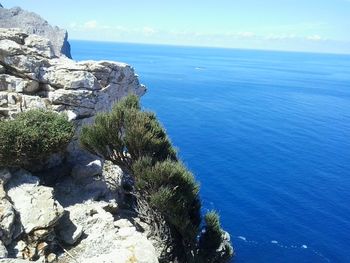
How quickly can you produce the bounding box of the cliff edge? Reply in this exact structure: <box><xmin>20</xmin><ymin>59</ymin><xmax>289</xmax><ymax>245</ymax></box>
<box><xmin>0</xmin><ymin>4</ymin><xmax>71</xmax><ymax>58</ymax></box>
<box><xmin>0</xmin><ymin>28</ymin><xmax>156</xmax><ymax>263</ymax></box>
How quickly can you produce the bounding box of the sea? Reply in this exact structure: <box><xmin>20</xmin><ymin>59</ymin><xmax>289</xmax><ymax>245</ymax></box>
<box><xmin>71</xmin><ymin>40</ymin><xmax>350</xmax><ymax>263</ymax></box>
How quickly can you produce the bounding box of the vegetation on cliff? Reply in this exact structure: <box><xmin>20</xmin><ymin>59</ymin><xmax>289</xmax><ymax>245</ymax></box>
<box><xmin>0</xmin><ymin>109</ymin><xmax>74</xmax><ymax>170</ymax></box>
<box><xmin>80</xmin><ymin>94</ymin><xmax>233</xmax><ymax>262</ymax></box>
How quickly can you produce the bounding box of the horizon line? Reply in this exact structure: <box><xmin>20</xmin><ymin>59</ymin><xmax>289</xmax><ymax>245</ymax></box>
<box><xmin>68</xmin><ymin>38</ymin><xmax>350</xmax><ymax>57</ymax></box>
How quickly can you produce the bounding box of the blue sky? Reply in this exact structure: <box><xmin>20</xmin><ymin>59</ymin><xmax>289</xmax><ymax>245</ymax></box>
<box><xmin>2</xmin><ymin>0</ymin><xmax>350</xmax><ymax>54</ymax></box>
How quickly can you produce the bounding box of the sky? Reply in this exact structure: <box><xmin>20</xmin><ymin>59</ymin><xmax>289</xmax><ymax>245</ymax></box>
<box><xmin>2</xmin><ymin>0</ymin><xmax>350</xmax><ymax>54</ymax></box>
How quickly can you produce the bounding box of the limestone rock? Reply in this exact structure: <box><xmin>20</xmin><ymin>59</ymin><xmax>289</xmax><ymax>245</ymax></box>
<box><xmin>0</xmin><ymin>240</ymin><xmax>7</xmax><ymax>258</ymax></box>
<box><xmin>0</xmin><ymin>196</ymin><xmax>15</xmax><ymax>245</ymax></box>
<box><xmin>0</xmin><ymin>175</ymin><xmax>16</xmax><ymax>245</ymax></box>
<box><xmin>55</xmin><ymin>212</ymin><xmax>83</xmax><ymax>245</ymax></box>
<box><xmin>0</xmin><ymin>28</ymin><xmax>146</xmax><ymax>169</ymax></box>
<box><xmin>5</xmin><ymin>170</ymin><xmax>64</xmax><ymax>234</ymax></box>
<box><xmin>57</xmin><ymin>201</ymin><xmax>158</xmax><ymax>263</ymax></box>
<box><xmin>0</xmin><ymin>6</ymin><xmax>71</xmax><ymax>57</ymax></box>
<box><xmin>24</xmin><ymin>34</ymin><xmax>55</xmax><ymax>59</ymax></box>
<box><xmin>0</xmin><ymin>74</ymin><xmax>39</xmax><ymax>94</ymax></box>
<box><xmin>101</xmin><ymin>160</ymin><xmax>123</xmax><ymax>192</ymax></box>
<box><xmin>70</xmin><ymin>159</ymin><xmax>103</xmax><ymax>181</ymax></box>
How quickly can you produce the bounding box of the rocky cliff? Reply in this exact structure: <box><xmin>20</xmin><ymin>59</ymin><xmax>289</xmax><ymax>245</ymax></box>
<box><xmin>0</xmin><ymin>5</ymin><xmax>71</xmax><ymax>58</ymax></box>
<box><xmin>0</xmin><ymin>27</ymin><xmax>158</xmax><ymax>263</ymax></box>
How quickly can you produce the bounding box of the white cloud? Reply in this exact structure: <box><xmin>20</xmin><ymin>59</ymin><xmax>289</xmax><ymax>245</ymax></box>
<box><xmin>306</xmin><ymin>34</ymin><xmax>326</xmax><ymax>41</ymax></box>
<box><xmin>84</xmin><ymin>20</ymin><xmax>98</xmax><ymax>29</ymax></box>
<box><xmin>142</xmin><ymin>27</ymin><xmax>157</xmax><ymax>36</ymax></box>
<box><xmin>238</xmin><ymin>32</ymin><xmax>255</xmax><ymax>38</ymax></box>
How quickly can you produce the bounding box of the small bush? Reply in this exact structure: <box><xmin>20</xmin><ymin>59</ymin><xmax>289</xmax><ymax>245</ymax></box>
<box><xmin>0</xmin><ymin>109</ymin><xmax>74</xmax><ymax>170</ymax></box>
<box><xmin>80</xmin><ymin>94</ymin><xmax>176</xmax><ymax>172</ymax></box>
<box><xmin>198</xmin><ymin>211</ymin><xmax>234</xmax><ymax>262</ymax></box>
<box><xmin>132</xmin><ymin>157</ymin><xmax>201</xmax><ymax>244</ymax></box>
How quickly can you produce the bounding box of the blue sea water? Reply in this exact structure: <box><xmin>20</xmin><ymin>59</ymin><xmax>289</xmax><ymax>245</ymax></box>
<box><xmin>71</xmin><ymin>40</ymin><xmax>350</xmax><ymax>263</ymax></box>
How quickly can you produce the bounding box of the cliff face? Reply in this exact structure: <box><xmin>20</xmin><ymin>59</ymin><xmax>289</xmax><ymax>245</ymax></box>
<box><xmin>0</xmin><ymin>28</ymin><xmax>145</xmax><ymax>119</ymax></box>
<box><xmin>0</xmin><ymin>5</ymin><xmax>71</xmax><ymax>58</ymax></box>
<box><xmin>0</xmin><ymin>27</ymin><xmax>146</xmax><ymax>161</ymax></box>
<box><xmin>0</xmin><ymin>27</ymin><xmax>158</xmax><ymax>263</ymax></box>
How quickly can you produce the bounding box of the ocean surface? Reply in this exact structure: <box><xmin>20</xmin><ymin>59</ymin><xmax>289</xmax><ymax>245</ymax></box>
<box><xmin>71</xmin><ymin>40</ymin><xmax>350</xmax><ymax>263</ymax></box>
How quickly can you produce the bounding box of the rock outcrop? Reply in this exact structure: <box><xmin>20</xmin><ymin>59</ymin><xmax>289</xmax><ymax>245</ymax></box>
<box><xmin>6</xmin><ymin>170</ymin><xmax>64</xmax><ymax>234</ymax></box>
<box><xmin>0</xmin><ymin>28</ymin><xmax>145</xmax><ymax>121</ymax></box>
<box><xmin>0</xmin><ymin>28</ymin><xmax>146</xmax><ymax>171</ymax></box>
<box><xmin>0</xmin><ymin>166</ymin><xmax>158</xmax><ymax>263</ymax></box>
<box><xmin>0</xmin><ymin>25</ymin><xmax>157</xmax><ymax>263</ymax></box>
<box><xmin>0</xmin><ymin>5</ymin><xmax>71</xmax><ymax>58</ymax></box>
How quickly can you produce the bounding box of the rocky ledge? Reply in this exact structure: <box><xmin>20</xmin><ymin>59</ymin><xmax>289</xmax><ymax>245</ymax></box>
<box><xmin>0</xmin><ymin>27</ymin><xmax>157</xmax><ymax>263</ymax></box>
<box><xmin>0</xmin><ymin>164</ymin><xmax>158</xmax><ymax>263</ymax></box>
<box><xmin>0</xmin><ymin>27</ymin><xmax>146</xmax><ymax>169</ymax></box>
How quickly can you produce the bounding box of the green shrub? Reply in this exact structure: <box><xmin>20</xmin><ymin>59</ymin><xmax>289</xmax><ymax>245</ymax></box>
<box><xmin>198</xmin><ymin>211</ymin><xmax>234</xmax><ymax>262</ymax></box>
<box><xmin>80</xmin><ymin>94</ymin><xmax>176</xmax><ymax>172</ymax></box>
<box><xmin>132</xmin><ymin>157</ymin><xmax>201</xmax><ymax>244</ymax></box>
<box><xmin>0</xmin><ymin>109</ymin><xmax>74</xmax><ymax>170</ymax></box>
<box><xmin>80</xmin><ymin>94</ymin><xmax>233</xmax><ymax>263</ymax></box>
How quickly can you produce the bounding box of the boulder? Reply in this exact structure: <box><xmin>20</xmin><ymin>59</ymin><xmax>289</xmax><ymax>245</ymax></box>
<box><xmin>5</xmin><ymin>170</ymin><xmax>64</xmax><ymax>234</ymax></box>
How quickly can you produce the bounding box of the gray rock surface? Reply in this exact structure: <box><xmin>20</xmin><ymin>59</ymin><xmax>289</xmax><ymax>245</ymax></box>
<box><xmin>0</xmin><ymin>28</ymin><xmax>146</xmax><ymax>171</ymax></box>
<box><xmin>0</xmin><ymin>240</ymin><xmax>7</xmax><ymax>258</ymax></box>
<box><xmin>55</xmin><ymin>212</ymin><xmax>83</xmax><ymax>245</ymax></box>
<box><xmin>0</xmin><ymin>170</ymin><xmax>15</xmax><ymax>245</ymax></box>
<box><xmin>5</xmin><ymin>170</ymin><xmax>64</xmax><ymax>234</ymax></box>
<box><xmin>57</xmin><ymin>201</ymin><xmax>158</xmax><ymax>263</ymax></box>
<box><xmin>0</xmin><ymin>6</ymin><xmax>71</xmax><ymax>57</ymax></box>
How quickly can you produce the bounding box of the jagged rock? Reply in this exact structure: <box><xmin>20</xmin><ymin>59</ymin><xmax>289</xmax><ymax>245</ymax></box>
<box><xmin>0</xmin><ymin>196</ymin><xmax>15</xmax><ymax>246</ymax></box>
<box><xmin>0</xmin><ymin>240</ymin><xmax>7</xmax><ymax>258</ymax></box>
<box><xmin>55</xmin><ymin>212</ymin><xmax>83</xmax><ymax>245</ymax></box>
<box><xmin>0</xmin><ymin>6</ymin><xmax>71</xmax><ymax>57</ymax></box>
<box><xmin>71</xmin><ymin>159</ymin><xmax>102</xmax><ymax>182</ymax></box>
<box><xmin>57</xmin><ymin>201</ymin><xmax>158</xmax><ymax>263</ymax></box>
<box><xmin>0</xmin><ymin>28</ymin><xmax>146</xmax><ymax>171</ymax></box>
<box><xmin>101</xmin><ymin>160</ymin><xmax>124</xmax><ymax>192</ymax></box>
<box><xmin>5</xmin><ymin>170</ymin><xmax>64</xmax><ymax>234</ymax></box>
<box><xmin>0</xmin><ymin>74</ymin><xmax>39</xmax><ymax>94</ymax></box>
<box><xmin>24</xmin><ymin>35</ymin><xmax>55</xmax><ymax>59</ymax></box>
<box><xmin>0</xmin><ymin>175</ymin><xmax>16</xmax><ymax>246</ymax></box>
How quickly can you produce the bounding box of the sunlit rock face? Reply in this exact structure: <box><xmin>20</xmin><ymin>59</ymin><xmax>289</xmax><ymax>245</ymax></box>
<box><xmin>0</xmin><ymin>5</ymin><xmax>71</xmax><ymax>58</ymax></box>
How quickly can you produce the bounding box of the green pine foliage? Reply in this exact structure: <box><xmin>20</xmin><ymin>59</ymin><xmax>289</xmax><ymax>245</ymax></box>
<box><xmin>80</xmin><ymin>94</ymin><xmax>176</xmax><ymax>172</ymax></box>
<box><xmin>0</xmin><ymin>109</ymin><xmax>74</xmax><ymax>170</ymax></box>
<box><xmin>79</xmin><ymin>94</ymin><xmax>233</xmax><ymax>262</ymax></box>
<box><xmin>198</xmin><ymin>211</ymin><xmax>234</xmax><ymax>262</ymax></box>
<box><xmin>132</xmin><ymin>157</ymin><xmax>201</xmax><ymax>245</ymax></box>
